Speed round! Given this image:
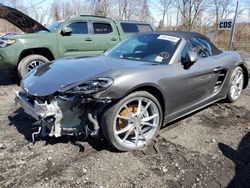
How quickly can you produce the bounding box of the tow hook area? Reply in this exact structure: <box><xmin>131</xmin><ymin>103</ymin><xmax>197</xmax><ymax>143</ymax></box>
<box><xmin>88</xmin><ymin>113</ymin><xmax>99</xmax><ymax>137</ymax></box>
<box><xmin>31</xmin><ymin>126</ymin><xmax>42</xmax><ymax>144</ymax></box>
<box><xmin>31</xmin><ymin>118</ymin><xmax>54</xmax><ymax>144</ymax></box>
<box><xmin>31</xmin><ymin>112</ymin><xmax>100</xmax><ymax>144</ymax></box>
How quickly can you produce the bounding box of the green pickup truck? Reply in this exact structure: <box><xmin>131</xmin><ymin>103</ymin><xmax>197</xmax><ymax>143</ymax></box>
<box><xmin>0</xmin><ymin>5</ymin><xmax>153</xmax><ymax>78</ymax></box>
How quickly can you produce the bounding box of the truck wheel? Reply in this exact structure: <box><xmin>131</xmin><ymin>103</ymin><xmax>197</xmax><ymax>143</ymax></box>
<box><xmin>101</xmin><ymin>91</ymin><xmax>163</xmax><ymax>151</ymax></box>
<box><xmin>18</xmin><ymin>54</ymin><xmax>49</xmax><ymax>78</ymax></box>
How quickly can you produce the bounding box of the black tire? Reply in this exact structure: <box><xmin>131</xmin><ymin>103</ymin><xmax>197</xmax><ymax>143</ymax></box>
<box><xmin>101</xmin><ymin>91</ymin><xmax>163</xmax><ymax>151</ymax></box>
<box><xmin>227</xmin><ymin>66</ymin><xmax>244</xmax><ymax>103</ymax></box>
<box><xmin>17</xmin><ymin>54</ymin><xmax>49</xmax><ymax>78</ymax></box>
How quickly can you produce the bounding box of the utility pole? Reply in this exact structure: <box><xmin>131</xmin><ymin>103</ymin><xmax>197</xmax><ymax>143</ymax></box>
<box><xmin>229</xmin><ymin>0</ymin><xmax>239</xmax><ymax>50</ymax></box>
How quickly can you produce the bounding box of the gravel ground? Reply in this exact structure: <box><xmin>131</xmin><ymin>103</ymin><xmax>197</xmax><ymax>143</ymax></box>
<box><xmin>0</xmin><ymin>70</ymin><xmax>250</xmax><ymax>188</ymax></box>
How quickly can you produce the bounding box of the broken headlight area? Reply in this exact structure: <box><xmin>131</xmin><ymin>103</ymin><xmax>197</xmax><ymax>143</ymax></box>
<box><xmin>61</xmin><ymin>77</ymin><xmax>114</xmax><ymax>95</ymax></box>
<box><xmin>14</xmin><ymin>89</ymin><xmax>113</xmax><ymax>143</ymax></box>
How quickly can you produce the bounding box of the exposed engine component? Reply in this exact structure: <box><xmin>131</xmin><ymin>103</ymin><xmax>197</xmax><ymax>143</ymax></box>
<box><xmin>14</xmin><ymin>90</ymin><xmax>111</xmax><ymax>142</ymax></box>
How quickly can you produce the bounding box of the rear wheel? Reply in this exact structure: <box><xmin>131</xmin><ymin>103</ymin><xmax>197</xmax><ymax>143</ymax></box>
<box><xmin>101</xmin><ymin>91</ymin><xmax>163</xmax><ymax>151</ymax></box>
<box><xmin>227</xmin><ymin>66</ymin><xmax>244</xmax><ymax>103</ymax></box>
<box><xmin>17</xmin><ymin>54</ymin><xmax>49</xmax><ymax>78</ymax></box>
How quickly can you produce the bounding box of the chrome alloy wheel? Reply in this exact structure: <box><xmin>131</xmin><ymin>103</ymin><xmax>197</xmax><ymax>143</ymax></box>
<box><xmin>230</xmin><ymin>68</ymin><xmax>244</xmax><ymax>101</ymax></box>
<box><xmin>27</xmin><ymin>60</ymin><xmax>44</xmax><ymax>72</ymax></box>
<box><xmin>113</xmin><ymin>97</ymin><xmax>160</xmax><ymax>149</ymax></box>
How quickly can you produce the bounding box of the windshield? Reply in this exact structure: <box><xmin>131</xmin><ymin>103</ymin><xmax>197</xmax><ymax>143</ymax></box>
<box><xmin>48</xmin><ymin>21</ymin><xmax>62</xmax><ymax>32</ymax></box>
<box><xmin>106</xmin><ymin>34</ymin><xmax>181</xmax><ymax>64</ymax></box>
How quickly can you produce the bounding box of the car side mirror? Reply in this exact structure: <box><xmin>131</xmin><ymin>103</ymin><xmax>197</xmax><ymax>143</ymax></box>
<box><xmin>61</xmin><ymin>27</ymin><xmax>72</xmax><ymax>36</ymax></box>
<box><xmin>182</xmin><ymin>51</ymin><xmax>198</xmax><ymax>69</ymax></box>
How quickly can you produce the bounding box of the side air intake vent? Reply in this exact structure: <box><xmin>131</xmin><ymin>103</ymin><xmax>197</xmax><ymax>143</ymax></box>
<box><xmin>214</xmin><ymin>69</ymin><xmax>227</xmax><ymax>92</ymax></box>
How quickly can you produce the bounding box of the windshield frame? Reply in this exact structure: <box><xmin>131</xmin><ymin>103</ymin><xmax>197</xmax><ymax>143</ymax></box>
<box><xmin>105</xmin><ymin>33</ymin><xmax>182</xmax><ymax>64</ymax></box>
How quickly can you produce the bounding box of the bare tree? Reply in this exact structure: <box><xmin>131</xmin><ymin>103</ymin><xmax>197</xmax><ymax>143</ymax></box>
<box><xmin>29</xmin><ymin>3</ymin><xmax>49</xmax><ymax>25</ymax></box>
<box><xmin>50</xmin><ymin>0</ymin><xmax>75</xmax><ymax>21</ymax></box>
<box><xmin>50</xmin><ymin>0</ymin><xmax>61</xmax><ymax>20</ymax></box>
<box><xmin>117</xmin><ymin>0</ymin><xmax>141</xmax><ymax>20</ymax></box>
<box><xmin>158</xmin><ymin>0</ymin><xmax>172</xmax><ymax>29</ymax></box>
<box><xmin>71</xmin><ymin>0</ymin><xmax>92</xmax><ymax>15</ymax></box>
<box><xmin>139</xmin><ymin>0</ymin><xmax>150</xmax><ymax>22</ymax></box>
<box><xmin>90</xmin><ymin>0</ymin><xmax>111</xmax><ymax>16</ymax></box>
<box><xmin>61</xmin><ymin>1</ymin><xmax>74</xmax><ymax>18</ymax></box>
<box><xmin>175</xmin><ymin>6</ymin><xmax>180</xmax><ymax>30</ymax></box>
<box><xmin>176</xmin><ymin>0</ymin><xmax>206</xmax><ymax>31</ymax></box>
<box><xmin>117</xmin><ymin>0</ymin><xmax>130</xmax><ymax>20</ymax></box>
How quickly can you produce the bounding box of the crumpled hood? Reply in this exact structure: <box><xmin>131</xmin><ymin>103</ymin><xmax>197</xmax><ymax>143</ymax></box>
<box><xmin>21</xmin><ymin>56</ymin><xmax>150</xmax><ymax>96</ymax></box>
<box><xmin>0</xmin><ymin>5</ymin><xmax>49</xmax><ymax>33</ymax></box>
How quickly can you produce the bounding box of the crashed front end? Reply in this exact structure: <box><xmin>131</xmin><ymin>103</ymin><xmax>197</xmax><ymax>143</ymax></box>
<box><xmin>14</xmin><ymin>77</ymin><xmax>113</xmax><ymax>140</ymax></box>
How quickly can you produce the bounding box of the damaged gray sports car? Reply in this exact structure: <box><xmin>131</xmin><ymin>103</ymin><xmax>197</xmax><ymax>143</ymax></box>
<box><xmin>15</xmin><ymin>31</ymin><xmax>249</xmax><ymax>151</ymax></box>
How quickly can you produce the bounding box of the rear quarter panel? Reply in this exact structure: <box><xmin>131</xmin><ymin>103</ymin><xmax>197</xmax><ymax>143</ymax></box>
<box><xmin>218</xmin><ymin>51</ymin><xmax>249</xmax><ymax>88</ymax></box>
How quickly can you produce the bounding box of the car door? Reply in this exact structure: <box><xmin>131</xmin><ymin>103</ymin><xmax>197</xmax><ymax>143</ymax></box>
<box><xmin>166</xmin><ymin>37</ymin><xmax>224</xmax><ymax>114</ymax></box>
<box><xmin>90</xmin><ymin>21</ymin><xmax>120</xmax><ymax>55</ymax></box>
<box><xmin>57</xmin><ymin>21</ymin><xmax>95</xmax><ymax>58</ymax></box>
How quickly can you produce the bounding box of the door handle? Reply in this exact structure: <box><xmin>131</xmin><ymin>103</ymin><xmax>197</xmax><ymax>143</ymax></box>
<box><xmin>213</xmin><ymin>67</ymin><xmax>223</xmax><ymax>72</ymax></box>
<box><xmin>110</xmin><ymin>37</ymin><xmax>117</xmax><ymax>41</ymax></box>
<box><xmin>84</xmin><ymin>37</ymin><xmax>92</xmax><ymax>41</ymax></box>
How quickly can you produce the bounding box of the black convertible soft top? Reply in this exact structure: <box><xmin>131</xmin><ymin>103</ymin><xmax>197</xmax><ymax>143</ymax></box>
<box><xmin>141</xmin><ymin>31</ymin><xmax>222</xmax><ymax>55</ymax></box>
